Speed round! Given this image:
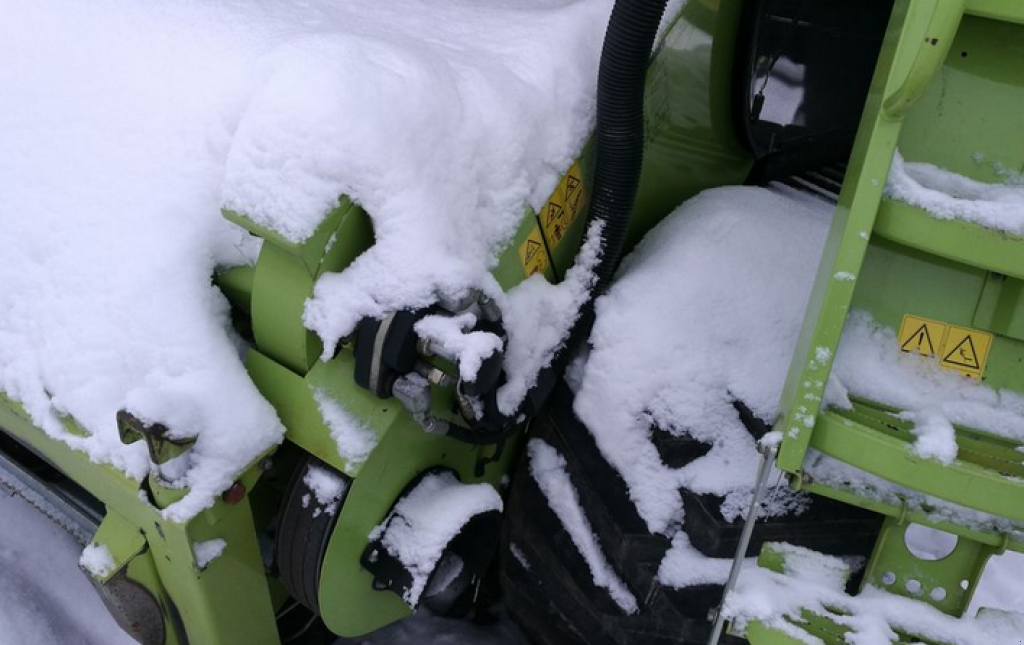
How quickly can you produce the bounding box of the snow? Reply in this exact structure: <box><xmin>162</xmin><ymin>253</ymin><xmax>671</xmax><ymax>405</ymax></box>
<box><xmin>830</xmin><ymin>310</ymin><xmax>1024</xmax><ymax>446</ymax></box>
<box><xmin>900</xmin><ymin>407</ymin><xmax>959</xmax><ymax>464</ymax></box>
<box><xmin>243</xmin><ymin>0</ymin><xmax>619</xmax><ymax>357</ymax></box>
<box><xmin>2</xmin><ymin>0</ymin><xmax>615</xmax><ymax>522</ymax></box>
<box><xmin>497</xmin><ymin>221</ymin><xmax>604</xmax><ymax>414</ymax></box>
<box><xmin>724</xmin><ymin>543</ymin><xmax>1024</xmax><ymax>645</ymax></box>
<box><xmin>0</xmin><ymin>0</ymin><xmax>292</xmax><ymax>522</ymax></box>
<box><xmin>658</xmin><ymin>533</ymin><xmax>750</xmax><ymax>589</ymax></box>
<box><xmin>371</xmin><ymin>471</ymin><xmax>502</xmax><ymax>606</ymax></box>
<box><xmin>79</xmin><ymin>543</ymin><xmax>115</xmax><ymax>579</ymax></box>
<box><xmin>574</xmin><ymin>186</ymin><xmax>831</xmax><ymax>534</ymax></box>
<box><xmin>574</xmin><ymin>184</ymin><xmax>1024</xmax><ymax>541</ymax></box>
<box><xmin>414</xmin><ymin>314</ymin><xmax>504</xmax><ymax>383</ymax></box>
<box><xmin>313</xmin><ymin>390</ymin><xmax>379</xmax><ymax>469</ymax></box>
<box><xmin>886</xmin><ymin>150</ymin><xmax>1024</xmax><ymax>235</ymax></box>
<box><xmin>302</xmin><ymin>465</ymin><xmax>349</xmax><ymax>518</ymax></box>
<box><xmin>192</xmin><ymin>538</ymin><xmax>227</xmax><ymax>570</ymax></box>
<box><xmin>0</xmin><ymin>493</ymin><xmax>135</xmax><ymax>645</ymax></box>
<box><xmin>527</xmin><ymin>439</ymin><xmax>638</xmax><ymax>614</ymax></box>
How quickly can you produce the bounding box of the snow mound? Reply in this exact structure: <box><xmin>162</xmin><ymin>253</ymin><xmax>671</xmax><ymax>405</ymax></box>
<box><xmin>575</xmin><ymin>184</ymin><xmax>1024</xmax><ymax>538</ymax></box>
<box><xmin>241</xmin><ymin>0</ymin><xmax>616</xmax><ymax>355</ymax></box>
<box><xmin>887</xmin><ymin>150</ymin><xmax>1024</xmax><ymax>235</ymax></box>
<box><xmin>371</xmin><ymin>471</ymin><xmax>502</xmax><ymax>606</ymax></box>
<box><xmin>574</xmin><ymin>186</ymin><xmax>830</xmax><ymax>534</ymax></box>
<box><xmin>1</xmin><ymin>0</ymin><xmax>613</xmax><ymax>521</ymax></box>
<box><xmin>0</xmin><ymin>0</ymin><xmax>287</xmax><ymax>521</ymax></box>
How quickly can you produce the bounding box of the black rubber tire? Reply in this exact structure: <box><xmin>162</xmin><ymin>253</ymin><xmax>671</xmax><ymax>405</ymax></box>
<box><xmin>276</xmin><ymin>454</ymin><xmax>350</xmax><ymax>615</ymax></box>
<box><xmin>500</xmin><ymin>382</ymin><xmax>882</xmax><ymax>645</ymax></box>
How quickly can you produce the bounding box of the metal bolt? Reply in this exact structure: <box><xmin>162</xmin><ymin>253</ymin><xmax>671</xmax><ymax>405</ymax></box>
<box><xmin>258</xmin><ymin>457</ymin><xmax>274</xmax><ymax>472</ymax></box>
<box><xmin>221</xmin><ymin>482</ymin><xmax>246</xmax><ymax>505</ymax></box>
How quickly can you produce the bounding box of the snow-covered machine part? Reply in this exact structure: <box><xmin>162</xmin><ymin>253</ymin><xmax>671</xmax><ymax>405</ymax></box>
<box><xmin>3</xmin><ymin>0</ymin><xmax>1024</xmax><ymax>642</ymax></box>
<box><xmin>362</xmin><ymin>471</ymin><xmax>503</xmax><ymax>610</ymax></box>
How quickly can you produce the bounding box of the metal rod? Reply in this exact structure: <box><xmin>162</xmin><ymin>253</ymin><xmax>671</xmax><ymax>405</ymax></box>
<box><xmin>706</xmin><ymin>443</ymin><xmax>779</xmax><ymax>645</ymax></box>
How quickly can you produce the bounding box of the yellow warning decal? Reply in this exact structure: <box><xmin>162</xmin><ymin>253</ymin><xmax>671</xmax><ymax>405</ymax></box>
<box><xmin>540</xmin><ymin>161</ymin><xmax>587</xmax><ymax>251</ymax></box>
<box><xmin>898</xmin><ymin>315</ymin><xmax>947</xmax><ymax>357</ymax></box>
<box><xmin>940</xmin><ymin>325</ymin><xmax>992</xmax><ymax>379</ymax></box>
<box><xmin>897</xmin><ymin>314</ymin><xmax>993</xmax><ymax>379</ymax></box>
<box><xmin>518</xmin><ymin>226</ymin><xmax>549</xmax><ymax>277</ymax></box>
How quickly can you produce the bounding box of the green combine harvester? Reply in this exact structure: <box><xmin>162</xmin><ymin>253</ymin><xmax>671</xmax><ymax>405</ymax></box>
<box><xmin>1</xmin><ymin>0</ymin><xmax>1022</xmax><ymax>644</ymax></box>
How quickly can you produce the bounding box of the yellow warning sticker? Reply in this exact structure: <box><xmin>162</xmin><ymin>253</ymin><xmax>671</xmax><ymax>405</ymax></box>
<box><xmin>898</xmin><ymin>315</ymin><xmax>947</xmax><ymax>357</ymax></box>
<box><xmin>940</xmin><ymin>325</ymin><xmax>993</xmax><ymax>379</ymax></box>
<box><xmin>518</xmin><ymin>226</ymin><xmax>549</xmax><ymax>277</ymax></box>
<box><xmin>540</xmin><ymin>161</ymin><xmax>587</xmax><ymax>251</ymax></box>
<box><xmin>897</xmin><ymin>314</ymin><xmax>994</xmax><ymax>379</ymax></box>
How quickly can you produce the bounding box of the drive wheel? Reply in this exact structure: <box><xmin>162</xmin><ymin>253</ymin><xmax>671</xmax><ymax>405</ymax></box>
<box><xmin>500</xmin><ymin>382</ymin><xmax>882</xmax><ymax>645</ymax></box>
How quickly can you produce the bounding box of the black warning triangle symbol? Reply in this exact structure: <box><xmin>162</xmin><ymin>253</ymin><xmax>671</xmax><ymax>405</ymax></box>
<box><xmin>565</xmin><ymin>175</ymin><xmax>581</xmax><ymax>199</ymax></box>
<box><xmin>900</xmin><ymin>324</ymin><xmax>935</xmax><ymax>355</ymax></box>
<box><xmin>943</xmin><ymin>335</ymin><xmax>980</xmax><ymax>369</ymax></box>
<box><xmin>546</xmin><ymin>202</ymin><xmax>564</xmax><ymax>225</ymax></box>
<box><xmin>524</xmin><ymin>239</ymin><xmax>541</xmax><ymax>263</ymax></box>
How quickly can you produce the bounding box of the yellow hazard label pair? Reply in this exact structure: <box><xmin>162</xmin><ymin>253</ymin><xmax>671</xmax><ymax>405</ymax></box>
<box><xmin>898</xmin><ymin>314</ymin><xmax>994</xmax><ymax>379</ymax></box>
<box><xmin>518</xmin><ymin>161</ymin><xmax>587</xmax><ymax>277</ymax></box>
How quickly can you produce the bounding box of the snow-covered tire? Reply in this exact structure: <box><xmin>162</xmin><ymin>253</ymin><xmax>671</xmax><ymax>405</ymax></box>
<box><xmin>500</xmin><ymin>382</ymin><xmax>881</xmax><ymax>645</ymax></box>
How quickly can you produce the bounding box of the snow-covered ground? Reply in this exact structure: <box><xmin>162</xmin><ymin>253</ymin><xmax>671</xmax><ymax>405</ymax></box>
<box><xmin>0</xmin><ymin>485</ymin><xmax>527</xmax><ymax>645</ymax></box>
<box><xmin>0</xmin><ymin>492</ymin><xmax>135</xmax><ymax>645</ymax></box>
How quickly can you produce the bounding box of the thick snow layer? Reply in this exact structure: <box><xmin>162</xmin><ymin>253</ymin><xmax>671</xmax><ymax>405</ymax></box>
<box><xmin>0</xmin><ymin>1</ymin><xmax>290</xmax><ymax>521</ymax></box>
<box><xmin>574</xmin><ymin>186</ymin><xmax>830</xmax><ymax>534</ymax></box>
<box><xmin>192</xmin><ymin>538</ymin><xmax>227</xmax><ymax>570</ymax></box>
<box><xmin>3</xmin><ymin>0</ymin><xmax>614</xmax><ymax>521</ymax></box>
<box><xmin>313</xmin><ymin>390</ymin><xmax>378</xmax><ymax>469</ymax></box>
<box><xmin>372</xmin><ymin>471</ymin><xmax>502</xmax><ymax>606</ymax></box>
<box><xmin>887</xmin><ymin>150</ymin><xmax>1024</xmax><ymax>235</ymax></box>
<box><xmin>724</xmin><ymin>543</ymin><xmax>1024</xmax><ymax>645</ymax></box>
<box><xmin>227</xmin><ymin>0</ymin><xmax>619</xmax><ymax>356</ymax></box>
<box><xmin>528</xmin><ymin>439</ymin><xmax>638</xmax><ymax>613</ymax></box>
<box><xmin>575</xmin><ymin>185</ymin><xmax>1024</xmax><ymax>540</ymax></box>
<box><xmin>0</xmin><ymin>493</ymin><xmax>135</xmax><ymax>645</ymax></box>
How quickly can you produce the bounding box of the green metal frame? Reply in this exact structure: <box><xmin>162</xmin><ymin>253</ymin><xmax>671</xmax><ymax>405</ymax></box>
<box><xmin>746</xmin><ymin>1</ymin><xmax>1024</xmax><ymax>643</ymax></box>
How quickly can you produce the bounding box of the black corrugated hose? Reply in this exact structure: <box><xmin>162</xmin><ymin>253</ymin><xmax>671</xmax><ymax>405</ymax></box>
<box><xmin>510</xmin><ymin>0</ymin><xmax>671</xmax><ymax>423</ymax></box>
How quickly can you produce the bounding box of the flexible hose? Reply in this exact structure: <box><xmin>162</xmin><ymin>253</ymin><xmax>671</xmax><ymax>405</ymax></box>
<box><xmin>511</xmin><ymin>0</ymin><xmax>670</xmax><ymax>421</ymax></box>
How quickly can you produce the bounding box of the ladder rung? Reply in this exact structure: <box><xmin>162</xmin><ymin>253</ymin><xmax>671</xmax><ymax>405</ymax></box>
<box><xmin>873</xmin><ymin>198</ymin><xmax>1024</xmax><ymax>280</ymax></box>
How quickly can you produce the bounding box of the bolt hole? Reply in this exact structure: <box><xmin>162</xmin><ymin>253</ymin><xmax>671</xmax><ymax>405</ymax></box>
<box><xmin>905</xmin><ymin>524</ymin><xmax>958</xmax><ymax>561</ymax></box>
<box><xmin>961</xmin><ymin>50</ymin><xmax>968</xmax><ymax>58</ymax></box>
<box><xmin>906</xmin><ymin>579</ymin><xmax>923</xmax><ymax>595</ymax></box>
<box><xmin>931</xmin><ymin>587</ymin><xmax>948</xmax><ymax>602</ymax></box>
<box><xmin>881</xmin><ymin>572</ymin><xmax>897</xmax><ymax>586</ymax></box>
